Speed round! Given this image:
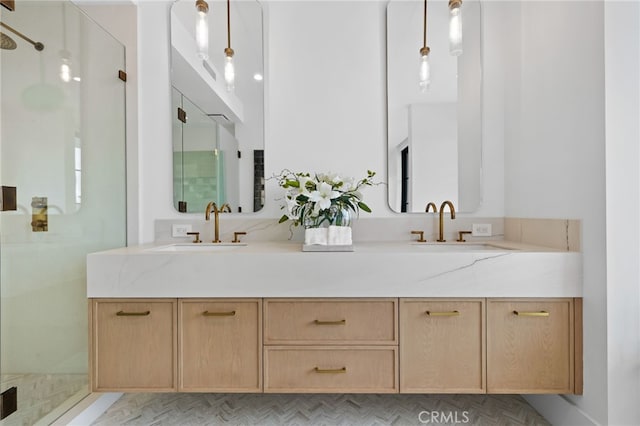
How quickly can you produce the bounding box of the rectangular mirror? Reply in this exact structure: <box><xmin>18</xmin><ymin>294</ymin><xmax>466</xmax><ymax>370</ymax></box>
<box><xmin>387</xmin><ymin>0</ymin><xmax>482</xmax><ymax>213</ymax></box>
<box><xmin>170</xmin><ymin>0</ymin><xmax>264</xmax><ymax>213</ymax></box>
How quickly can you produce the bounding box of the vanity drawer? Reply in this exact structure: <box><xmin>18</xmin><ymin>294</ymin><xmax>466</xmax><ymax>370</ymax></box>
<box><xmin>264</xmin><ymin>346</ymin><xmax>398</xmax><ymax>393</ymax></box>
<box><xmin>263</xmin><ymin>298</ymin><xmax>398</xmax><ymax>345</ymax></box>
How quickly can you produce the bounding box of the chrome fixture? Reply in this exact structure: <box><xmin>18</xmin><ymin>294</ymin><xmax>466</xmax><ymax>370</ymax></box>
<box><xmin>437</xmin><ymin>200</ymin><xmax>456</xmax><ymax>242</ymax></box>
<box><xmin>205</xmin><ymin>201</ymin><xmax>231</xmax><ymax>243</ymax></box>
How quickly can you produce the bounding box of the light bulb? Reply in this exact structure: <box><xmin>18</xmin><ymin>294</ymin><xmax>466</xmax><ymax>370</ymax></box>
<box><xmin>419</xmin><ymin>48</ymin><xmax>430</xmax><ymax>92</ymax></box>
<box><xmin>59</xmin><ymin>51</ymin><xmax>71</xmax><ymax>83</ymax></box>
<box><xmin>449</xmin><ymin>2</ymin><xmax>463</xmax><ymax>56</ymax></box>
<box><xmin>195</xmin><ymin>0</ymin><xmax>209</xmax><ymax>60</ymax></box>
<box><xmin>224</xmin><ymin>49</ymin><xmax>235</xmax><ymax>92</ymax></box>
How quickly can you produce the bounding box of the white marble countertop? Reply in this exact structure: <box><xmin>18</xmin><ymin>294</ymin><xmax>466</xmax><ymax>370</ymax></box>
<box><xmin>87</xmin><ymin>241</ymin><xmax>582</xmax><ymax>298</ymax></box>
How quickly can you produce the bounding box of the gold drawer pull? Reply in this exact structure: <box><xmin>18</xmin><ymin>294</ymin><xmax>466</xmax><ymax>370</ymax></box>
<box><xmin>203</xmin><ymin>310</ymin><xmax>236</xmax><ymax>317</ymax></box>
<box><xmin>314</xmin><ymin>319</ymin><xmax>346</xmax><ymax>325</ymax></box>
<box><xmin>314</xmin><ymin>367</ymin><xmax>347</xmax><ymax>374</ymax></box>
<box><xmin>116</xmin><ymin>310</ymin><xmax>150</xmax><ymax>316</ymax></box>
<box><xmin>426</xmin><ymin>310</ymin><xmax>459</xmax><ymax>317</ymax></box>
<box><xmin>513</xmin><ymin>310</ymin><xmax>549</xmax><ymax>317</ymax></box>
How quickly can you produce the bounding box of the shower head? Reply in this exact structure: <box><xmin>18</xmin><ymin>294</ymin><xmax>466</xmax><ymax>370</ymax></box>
<box><xmin>0</xmin><ymin>21</ymin><xmax>44</xmax><ymax>51</ymax></box>
<box><xmin>0</xmin><ymin>31</ymin><xmax>16</xmax><ymax>50</ymax></box>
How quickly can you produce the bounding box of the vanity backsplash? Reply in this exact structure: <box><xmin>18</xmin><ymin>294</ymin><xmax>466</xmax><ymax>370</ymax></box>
<box><xmin>154</xmin><ymin>217</ymin><xmax>580</xmax><ymax>252</ymax></box>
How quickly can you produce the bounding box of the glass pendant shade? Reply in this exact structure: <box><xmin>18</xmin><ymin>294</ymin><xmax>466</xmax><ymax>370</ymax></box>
<box><xmin>224</xmin><ymin>49</ymin><xmax>235</xmax><ymax>91</ymax></box>
<box><xmin>449</xmin><ymin>2</ymin><xmax>463</xmax><ymax>56</ymax></box>
<box><xmin>60</xmin><ymin>50</ymin><xmax>71</xmax><ymax>83</ymax></box>
<box><xmin>419</xmin><ymin>47</ymin><xmax>430</xmax><ymax>92</ymax></box>
<box><xmin>195</xmin><ymin>0</ymin><xmax>209</xmax><ymax>60</ymax></box>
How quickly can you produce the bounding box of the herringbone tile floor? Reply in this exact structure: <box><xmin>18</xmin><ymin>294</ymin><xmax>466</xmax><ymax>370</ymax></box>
<box><xmin>92</xmin><ymin>393</ymin><xmax>550</xmax><ymax>425</ymax></box>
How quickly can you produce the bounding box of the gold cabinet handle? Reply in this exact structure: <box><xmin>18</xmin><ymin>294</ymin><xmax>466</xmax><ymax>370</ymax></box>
<box><xmin>314</xmin><ymin>319</ymin><xmax>346</xmax><ymax>325</ymax></box>
<box><xmin>426</xmin><ymin>310</ymin><xmax>459</xmax><ymax>316</ymax></box>
<box><xmin>513</xmin><ymin>310</ymin><xmax>549</xmax><ymax>317</ymax></box>
<box><xmin>314</xmin><ymin>367</ymin><xmax>347</xmax><ymax>374</ymax></box>
<box><xmin>116</xmin><ymin>310</ymin><xmax>150</xmax><ymax>316</ymax></box>
<box><xmin>202</xmin><ymin>310</ymin><xmax>236</xmax><ymax>317</ymax></box>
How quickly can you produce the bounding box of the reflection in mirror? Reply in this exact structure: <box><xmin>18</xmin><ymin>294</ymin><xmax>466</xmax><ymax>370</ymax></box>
<box><xmin>170</xmin><ymin>0</ymin><xmax>264</xmax><ymax>213</ymax></box>
<box><xmin>172</xmin><ymin>87</ymin><xmax>239</xmax><ymax>213</ymax></box>
<box><xmin>387</xmin><ymin>0</ymin><xmax>482</xmax><ymax>213</ymax></box>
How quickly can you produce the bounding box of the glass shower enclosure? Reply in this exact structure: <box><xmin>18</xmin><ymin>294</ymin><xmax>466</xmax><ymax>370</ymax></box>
<box><xmin>0</xmin><ymin>1</ymin><xmax>126</xmax><ymax>424</ymax></box>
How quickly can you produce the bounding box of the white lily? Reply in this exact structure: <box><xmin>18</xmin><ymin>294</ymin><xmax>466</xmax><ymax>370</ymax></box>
<box><xmin>284</xmin><ymin>196</ymin><xmax>299</xmax><ymax>220</ymax></box>
<box><xmin>309</xmin><ymin>181</ymin><xmax>340</xmax><ymax>210</ymax></box>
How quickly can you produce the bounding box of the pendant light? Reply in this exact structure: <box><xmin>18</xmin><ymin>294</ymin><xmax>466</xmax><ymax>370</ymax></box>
<box><xmin>224</xmin><ymin>0</ymin><xmax>235</xmax><ymax>92</ymax></box>
<box><xmin>448</xmin><ymin>0</ymin><xmax>463</xmax><ymax>56</ymax></box>
<box><xmin>195</xmin><ymin>0</ymin><xmax>209</xmax><ymax>60</ymax></box>
<box><xmin>59</xmin><ymin>3</ymin><xmax>71</xmax><ymax>83</ymax></box>
<box><xmin>419</xmin><ymin>0</ymin><xmax>430</xmax><ymax>92</ymax></box>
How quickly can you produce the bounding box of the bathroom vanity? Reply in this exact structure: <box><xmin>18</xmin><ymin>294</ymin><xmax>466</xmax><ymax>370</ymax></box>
<box><xmin>87</xmin><ymin>241</ymin><xmax>583</xmax><ymax>395</ymax></box>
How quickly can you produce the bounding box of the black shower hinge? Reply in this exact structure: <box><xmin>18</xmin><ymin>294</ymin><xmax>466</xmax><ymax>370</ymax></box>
<box><xmin>0</xmin><ymin>387</ymin><xmax>17</xmax><ymax>420</ymax></box>
<box><xmin>237</xmin><ymin>151</ymin><xmax>241</xmax><ymax>159</ymax></box>
<box><xmin>178</xmin><ymin>107</ymin><xmax>187</xmax><ymax>124</ymax></box>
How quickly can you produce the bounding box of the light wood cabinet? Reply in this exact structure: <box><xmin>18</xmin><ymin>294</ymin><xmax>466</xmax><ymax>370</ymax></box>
<box><xmin>179</xmin><ymin>299</ymin><xmax>262</xmax><ymax>392</ymax></box>
<box><xmin>263</xmin><ymin>298</ymin><xmax>398</xmax><ymax>393</ymax></box>
<box><xmin>400</xmin><ymin>299</ymin><xmax>485</xmax><ymax>393</ymax></box>
<box><xmin>90</xmin><ymin>299</ymin><xmax>177</xmax><ymax>392</ymax></box>
<box><xmin>487</xmin><ymin>298</ymin><xmax>577</xmax><ymax>394</ymax></box>
<box><xmin>264</xmin><ymin>346</ymin><xmax>398</xmax><ymax>393</ymax></box>
<box><xmin>89</xmin><ymin>296</ymin><xmax>582</xmax><ymax>395</ymax></box>
<box><xmin>264</xmin><ymin>298</ymin><xmax>398</xmax><ymax>345</ymax></box>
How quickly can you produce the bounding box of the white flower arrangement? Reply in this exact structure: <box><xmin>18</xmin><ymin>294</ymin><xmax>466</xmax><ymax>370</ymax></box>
<box><xmin>276</xmin><ymin>170</ymin><xmax>376</xmax><ymax>228</ymax></box>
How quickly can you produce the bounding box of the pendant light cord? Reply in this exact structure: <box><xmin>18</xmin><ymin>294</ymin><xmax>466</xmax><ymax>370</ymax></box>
<box><xmin>227</xmin><ymin>0</ymin><xmax>231</xmax><ymax>50</ymax></box>
<box><xmin>423</xmin><ymin>0</ymin><xmax>427</xmax><ymax>49</ymax></box>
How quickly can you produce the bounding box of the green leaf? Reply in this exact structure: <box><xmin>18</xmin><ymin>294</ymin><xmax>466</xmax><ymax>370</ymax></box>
<box><xmin>279</xmin><ymin>214</ymin><xmax>289</xmax><ymax>223</ymax></box>
<box><xmin>358</xmin><ymin>201</ymin><xmax>372</xmax><ymax>213</ymax></box>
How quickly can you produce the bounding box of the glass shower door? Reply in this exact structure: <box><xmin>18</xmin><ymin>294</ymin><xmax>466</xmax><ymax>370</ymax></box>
<box><xmin>0</xmin><ymin>1</ymin><xmax>126</xmax><ymax>424</ymax></box>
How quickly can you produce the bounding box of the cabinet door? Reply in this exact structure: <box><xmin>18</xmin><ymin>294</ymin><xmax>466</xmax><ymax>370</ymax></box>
<box><xmin>91</xmin><ymin>299</ymin><xmax>177</xmax><ymax>392</ymax></box>
<box><xmin>179</xmin><ymin>299</ymin><xmax>262</xmax><ymax>392</ymax></box>
<box><xmin>400</xmin><ymin>299</ymin><xmax>485</xmax><ymax>393</ymax></box>
<box><xmin>487</xmin><ymin>298</ymin><xmax>574</xmax><ymax>393</ymax></box>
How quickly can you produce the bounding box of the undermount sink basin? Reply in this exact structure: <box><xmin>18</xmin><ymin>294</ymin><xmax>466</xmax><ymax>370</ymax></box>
<box><xmin>148</xmin><ymin>243</ymin><xmax>247</xmax><ymax>252</ymax></box>
<box><xmin>410</xmin><ymin>243</ymin><xmax>513</xmax><ymax>252</ymax></box>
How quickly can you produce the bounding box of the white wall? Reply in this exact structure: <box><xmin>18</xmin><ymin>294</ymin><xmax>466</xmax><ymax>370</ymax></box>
<box><xmin>502</xmin><ymin>1</ymin><xmax>608</xmax><ymax>424</ymax></box>
<box><xmin>604</xmin><ymin>1</ymin><xmax>640</xmax><ymax>425</ymax></box>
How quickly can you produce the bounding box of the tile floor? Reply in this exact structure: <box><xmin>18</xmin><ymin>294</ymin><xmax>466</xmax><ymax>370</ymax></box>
<box><xmin>91</xmin><ymin>393</ymin><xmax>550</xmax><ymax>425</ymax></box>
<box><xmin>0</xmin><ymin>373</ymin><xmax>86</xmax><ymax>426</ymax></box>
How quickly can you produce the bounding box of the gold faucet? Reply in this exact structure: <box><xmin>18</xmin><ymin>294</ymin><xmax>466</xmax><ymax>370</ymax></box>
<box><xmin>205</xmin><ymin>202</ymin><xmax>231</xmax><ymax>243</ymax></box>
<box><xmin>425</xmin><ymin>202</ymin><xmax>437</xmax><ymax>213</ymax></box>
<box><xmin>437</xmin><ymin>200</ymin><xmax>456</xmax><ymax>242</ymax></box>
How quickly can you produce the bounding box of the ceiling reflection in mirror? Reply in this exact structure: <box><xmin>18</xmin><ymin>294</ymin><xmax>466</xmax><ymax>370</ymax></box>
<box><xmin>387</xmin><ymin>0</ymin><xmax>482</xmax><ymax>213</ymax></box>
<box><xmin>170</xmin><ymin>0</ymin><xmax>264</xmax><ymax>214</ymax></box>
